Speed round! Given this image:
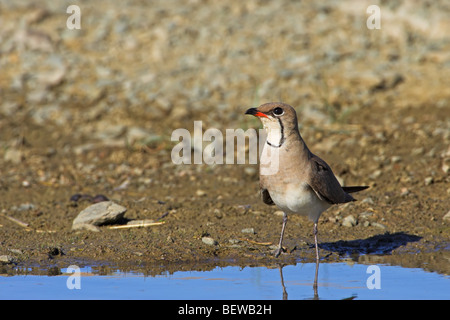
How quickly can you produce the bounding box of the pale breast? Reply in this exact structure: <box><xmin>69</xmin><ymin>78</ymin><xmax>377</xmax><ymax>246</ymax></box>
<box><xmin>269</xmin><ymin>182</ymin><xmax>331</xmax><ymax>222</ymax></box>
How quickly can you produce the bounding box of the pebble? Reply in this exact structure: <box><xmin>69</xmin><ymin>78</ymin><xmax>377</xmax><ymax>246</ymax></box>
<box><xmin>441</xmin><ymin>158</ymin><xmax>450</xmax><ymax>174</ymax></box>
<box><xmin>390</xmin><ymin>156</ymin><xmax>402</xmax><ymax>163</ymax></box>
<box><xmin>411</xmin><ymin>147</ymin><xmax>425</xmax><ymax>156</ymax></box>
<box><xmin>241</xmin><ymin>227</ymin><xmax>256</xmax><ymax>234</ymax></box>
<box><xmin>22</xmin><ymin>180</ymin><xmax>31</xmax><ymax>188</ymax></box>
<box><xmin>369</xmin><ymin>169</ymin><xmax>382</xmax><ymax>180</ymax></box>
<box><xmin>424</xmin><ymin>177</ymin><xmax>434</xmax><ymax>186</ymax></box>
<box><xmin>201</xmin><ymin>236</ymin><xmax>218</xmax><ymax>246</ymax></box>
<box><xmin>400</xmin><ymin>187</ymin><xmax>410</xmax><ymax>196</ymax></box>
<box><xmin>342</xmin><ymin>215</ymin><xmax>357</xmax><ymax>227</ymax></box>
<box><xmin>72</xmin><ymin>201</ymin><xmax>127</xmax><ymax>230</ymax></box>
<box><xmin>371</xmin><ymin>222</ymin><xmax>387</xmax><ymax>230</ymax></box>
<box><xmin>196</xmin><ymin>189</ymin><xmax>207</xmax><ymax>197</ymax></box>
<box><xmin>273</xmin><ymin>210</ymin><xmax>285</xmax><ymax>217</ymax></box>
<box><xmin>4</xmin><ymin>148</ymin><xmax>23</xmax><ymax>164</ymax></box>
<box><xmin>443</xmin><ymin>210</ymin><xmax>450</xmax><ymax>222</ymax></box>
<box><xmin>361</xmin><ymin>197</ymin><xmax>375</xmax><ymax>205</ymax></box>
<box><xmin>12</xmin><ymin>203</ymin><xmax>36</xmax><ymax>211</ymax></box>
<box><xmin>0</xmin><ymin>255</ymin><xmax>16</xmax><ymax>264</ymax></box>
<box><xmin>213</xmin><ymin>208</ymin><xmax>223</xmax><ymax>219</ymax></box>
<box><xmin>328</xmin><ymin>216</ymin><xmax>338</xmax><ymax>223</ymax></box>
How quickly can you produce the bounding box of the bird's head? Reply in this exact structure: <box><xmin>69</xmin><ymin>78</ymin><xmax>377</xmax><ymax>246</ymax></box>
<box><xmin>245</xmin><ymin>102</ymin><xmax>298</xmax><ymax>133</ymax></box>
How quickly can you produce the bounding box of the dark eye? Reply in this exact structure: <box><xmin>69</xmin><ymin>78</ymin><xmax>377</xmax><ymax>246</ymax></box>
<box><xmin>273</xmin><ymin>107</ymin><xmax>284</xmax><ymax>116</ymax></box>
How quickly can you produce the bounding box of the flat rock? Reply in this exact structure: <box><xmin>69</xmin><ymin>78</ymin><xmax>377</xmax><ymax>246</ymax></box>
<box><xmin>72</xmin><ymin>201</ymin><xmax>127</xmax><ymax>230</ymax></box>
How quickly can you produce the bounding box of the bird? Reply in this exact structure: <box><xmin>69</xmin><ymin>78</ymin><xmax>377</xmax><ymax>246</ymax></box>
<box><xmin>245</xmin><ymin>102</ymin><xmax>369</xmax><ymax>260</ymax></box>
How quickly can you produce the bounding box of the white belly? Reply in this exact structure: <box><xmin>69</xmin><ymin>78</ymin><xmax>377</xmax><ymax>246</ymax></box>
<box><xmin>270</xmin><ymin>183</ymin><xmax>331</xmax><ymax>222</ymax></box>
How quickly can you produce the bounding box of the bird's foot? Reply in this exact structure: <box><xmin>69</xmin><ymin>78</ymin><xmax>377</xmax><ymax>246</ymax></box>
<box><xmin>273</xmin><ymin>246</ymin><xmax>286</xmax><ymax>258</ymax></box>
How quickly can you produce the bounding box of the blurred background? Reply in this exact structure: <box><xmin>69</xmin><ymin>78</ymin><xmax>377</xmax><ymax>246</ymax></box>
<box><xmin>0</xmin><ymin>0</ymin><xmax>449</xmax><ymax>272</ymax></box>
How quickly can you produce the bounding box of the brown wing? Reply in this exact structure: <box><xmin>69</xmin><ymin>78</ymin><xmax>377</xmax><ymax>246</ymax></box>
<box><xmin>261</xmin><ymin>188</ymin><xmax>275</xmax><ymax>205</ymax></box>
<box><xmin>308</xmin><ymin>155</ymin><xmax>355</xmax><ymax>204</ymax></box>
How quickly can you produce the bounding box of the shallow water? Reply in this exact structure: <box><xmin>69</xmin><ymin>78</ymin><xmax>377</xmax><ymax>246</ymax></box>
<box><xmin>1</xmin><ymin>262</ymin><xmax>448</xmax><ymax>300</ymax></box>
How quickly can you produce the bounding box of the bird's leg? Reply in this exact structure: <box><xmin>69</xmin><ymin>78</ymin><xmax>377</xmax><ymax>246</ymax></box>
<box><xmin>313</xmin><ymin>222</ymin><xmax>319</xmax><ymax>261</ymax></box>
<box><xmin>313</xmin><ymin>222</ymin><xmax>320</xmax><ymax>298</ymax></box>
<box><xmin>313</xmin><ymin>259</ymin><xmax>319</xmax><ymax>299</ymax></box>
<box><xmin>274</xmin><ymin>212</ymin><xmax>288</xmax><ymax>258</ymax></box>
<box><xmin>278</xmin><ymin>264</ymin><xmax>288</xmax><ymax>300</ymax></box>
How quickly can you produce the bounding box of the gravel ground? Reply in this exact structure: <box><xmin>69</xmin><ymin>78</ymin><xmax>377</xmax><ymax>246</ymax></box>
<box><xmin>0</xmin><ymin>0</ymin><xmax>449</xmax><ymax>276</ymax></box>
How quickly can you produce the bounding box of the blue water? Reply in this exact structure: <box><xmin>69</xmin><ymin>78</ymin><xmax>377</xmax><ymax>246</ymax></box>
<box><xmin>1</xmin><ymin>263</ymin><xmax>448</xmax><ymax>300</ymax></box>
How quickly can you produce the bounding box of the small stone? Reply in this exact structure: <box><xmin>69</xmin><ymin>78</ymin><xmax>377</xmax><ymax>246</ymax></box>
<box><xmin>273</xmin><ymin>210</ymin><xmax>285</xmax><ymax>217</ymax></box>
<box><xmin>371</xmin><ymin>222</ymin><xmax>387</xmax><ymax>229</ymax></box>
<box><xmin>196</xmin><ymin>189</ymin><xmax>206</xmax><ymax>197</ymax></box>
<box><xmin>412</xmin><ymin>147</ymin><xmax>424</xmax><ymax>156</ymax></box>
<box><xmin>4</xmin><ymin>149</ymin><xmax>23</xmax><ymax>164</ymax></box>
<box><xmin>213</xmin><ymin>208</ymin><xmax>223</xmax><ymax>219</ymax></box>
<box><xmin>202</xmin><ymin>236</ymin><xmax>218</xmax><ymax>246</ymax></box>
<box><xmin>424</xmin><ymin>177</ymin><xmax>434</xmax><ymax>185</ymax></box>
<box><xmin>328</xmin><ymin>216</ymin><xmax>338</xmax><ymax>223</ymax></box>
<box><xmin>342</xmin><ymin>215</ymin><xmax>357</xmax><ymax>227</ymax></box>
<box><xmin>0</xmin><ymin>255</ymin><xmax>16</xmax><ymax>264</ymax></box>
<box><xmin>443</xmin><ymin>210</ymin><xmax>450</xmax><ymax>222</ymax></box>
<box><xmin>400</xmin><ymin>188</ymin><xmax>410</xmax><ymax>196</ymax></box>
<box><xmin>241</xmin><ymin>227</ymin><xmax>256</xmax><ymax>234</ymax></box>
<box><xmin>72</xmin><ymin>201</ymin><xmax>127</xmax><ymax>230</ymax></box>
<box><xmin>391</xmin><ymin>156</ymin><xmax>402</xmax><ymax>163</ymax></box>
<box><xmin>16</xmin><ymin>203</ymin><xmax>36</xmax><ymax>211</ymax></box>
<box><xmin>361</xmin><ymin>197</ymin><xmax>374</xmax><ymax>205</ymax></box>
<box><xmin>369</xmin><ymin>169</ymin><xmax>382</xmax><ymax>180</ymax></box>
<box><xmin>442</xmin><ymin>158</ymin><xmax>450</xmax><ymax>174</ymax></box>
<box><xmin>22</xmin><ymin>180</ymin><xmax>31</xmax><ymax>188</ymax></box>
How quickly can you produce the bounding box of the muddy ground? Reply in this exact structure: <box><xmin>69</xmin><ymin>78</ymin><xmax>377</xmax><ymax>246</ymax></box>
<box><xmin>0</xmin><ymin>0</ymin><xmax>449</xmax><ymax>277</ymax></box>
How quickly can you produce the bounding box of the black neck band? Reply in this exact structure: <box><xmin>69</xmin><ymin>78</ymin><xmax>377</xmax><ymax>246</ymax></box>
<box><xmin>266</xmin><ymin>118</ymin><xmax>285</xmax><ymax>148</ymax></box>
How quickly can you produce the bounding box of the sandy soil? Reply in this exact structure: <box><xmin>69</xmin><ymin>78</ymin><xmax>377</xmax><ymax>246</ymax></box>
<box><xmin>0</xmin><ymin>0</ymin><xmax>449</xmax><ymax>276</ymax></box>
